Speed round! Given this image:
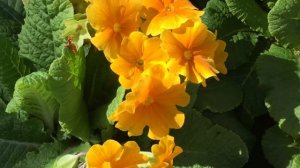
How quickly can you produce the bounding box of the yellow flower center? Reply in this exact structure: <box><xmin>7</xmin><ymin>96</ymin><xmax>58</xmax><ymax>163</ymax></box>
<box><xmin>165</xmin><ymin>4</ymin><xmax>174</xmax><ymax>12</ymax></box>
<box><xmin>113</xmin><ymin>23</ymin><xmax>121</xmax><ymax>32</ymax></box>
<box><xmin>144</xmin><ymin>97</ymin><xmax>154</xmax><ymax>106</ymax></box>
<box><xmin>103</xmin><ymin>162</ymin><xmax>112</xmax><ymax>168</ymax></box>
<box><xmin>184</xmin><ymin>50</ymin><xmax>193</xmax><ymax>60</ymax></box>
<box><xmin>136</xmin><ymin>59</ymin><xmax>144</xmax><ymax>69</ymax></box>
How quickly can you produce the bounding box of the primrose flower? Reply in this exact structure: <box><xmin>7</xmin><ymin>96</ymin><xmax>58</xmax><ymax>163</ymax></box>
<box><xmin>86</xmin><ymin>0</ymin><xmax>142</xmax><ymax>62</ymax></box>
<box><xmin>151</xmin><ymin>135</ymin><xmax>183</xmax><ymax>168</ymax></box>
<box><xmin>110</xmin><ymin>66</ymin><xmax>190</xmax><ymax>140</ymax></box>
<box><xmin>142</xmin><ymin>0</ymin><xmax>203</xmax><ymax>36</ymax></box>
<box><xmin>86</xmin><ymin>140</ymin><xmax>148</xmax><ymax>168</ymax></box>
<box><xmin>161</xmin><ymin>21</ymin><xmax>228</xmax><ymax>86</ymax></box>
<box><xmin>110</xmin><ymin>31</ymin><xmax>168</xmax><ymax>89</ymax></box>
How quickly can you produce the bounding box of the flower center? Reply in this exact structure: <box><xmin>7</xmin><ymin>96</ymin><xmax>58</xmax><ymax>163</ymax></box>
<box><xmin>165</xmin><ymin>4</ymin><xmax>174</xmax><ymax>12</ymax></box>
<box><xmin>144</xmin><ymin>97</ymin><xmax>154</xmax><ymax>106</ymax></box>
<box><xmin>136</xmin><ymin>59</ymin><xmax>144</xmax><ymax>69</ymax></box>
<box><xmin>184</xmin><ymin>50</ymin><xmax>193</xmax><ymax>60</ymax></box>
<box><xmin>113</xmin><ymin>23</ymin><xmax>121</xmax><ymax>32</ymax></box>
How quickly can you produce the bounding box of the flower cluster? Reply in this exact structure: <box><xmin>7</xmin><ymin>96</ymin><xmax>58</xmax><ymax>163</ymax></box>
<box><xmin>86</xmin><ymin>135</ymin><xmax>181</xmax><ymax>168</ymax></box>
<box><xmin>86</xmin><ymin>0</ymin><xmax>227</xmax><ymax>167</ymax></box>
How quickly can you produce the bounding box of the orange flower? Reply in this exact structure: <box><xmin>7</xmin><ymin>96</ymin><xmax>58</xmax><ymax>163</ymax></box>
<box><xmin>110</xmin><ymin>31</ymin><xmax>168</xmax><ymax>89</ymax></box>
<box><xmin>161</xmin><ymin>21</ymin><xmax>228</xmax><ymax>86</ymax></box>
<box><xmin>142</xmin><ymin>0</ymin><xmax>203</xmax><ymax>36</ymax></box>
<box><xmin>110</xmin><ymin>66</ymin><xmax>190</xmax><ymax>140</ymax></box>
<box><xmin>86</xmin><ymin>0</ymin><xmax>142</xmax><ymax>62</ymax></box>
<box><xmin>151</xmin><ymin>135</ymin><xmax>183</xmax><ymax>168</ymax></box>
<box><xmin>86</xmin><ymin>140</ymin><xmax>148</xmax><ymax>168</ymax></box>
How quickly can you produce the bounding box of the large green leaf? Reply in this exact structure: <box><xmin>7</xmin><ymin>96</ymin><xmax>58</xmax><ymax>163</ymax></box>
<box><xmin>225</xmin><ymin>0</ymin><xmax>270</xmax><ymax>36</ymax></box>
<box><xmin>48</xmin><ymin>48</ymin><xmax>89</xmax><ymax>141</ymax></box>
<box><xmin>204</xmin><ymin>111</ymin><xmax>255</xmax><ymax>150</ymax></box>
<box><xmin>0</xmin><ymin>36</ymin><xmax>30</xmax><ymax>100</ymax></box>
<box><xmin>268</xmin><ymin>0</ymin><xmax>300</xmax><ymax>49</ymax></box>
<box><xmin>172</xmin><ymin>109</ymin><xmax>248</xmax><ymax>168</ymax></box>
<box><xmin>84</xmin><ymin>47</ymin><xmax>119</xmax><ymax>110</ymax></box>
<box><xmin>256</xmin><ymin>44</ymin><xmax>300</xmax><ymax>137</ymax></box>
<box><xmin>194</xmin><ymin>77</ymin><xmax>243</xmax><ymax>113</ymax></box>
<box><xmin>0</xmin><ymin>111</ymin><xmax>51</xmax><ymax>168</ymax></box>
<box><xmin>6</xmin><ymin>72</ymin><xmax>59</xmax><ymax>131</ymax></box>
<box><xmin>18</xmin><ymin>0</ymin><xmax>73</xmax><ymax>68</ymax></box>
<box><xmin>262</xmin><ymin>126</ymin><xmax>300</xmax><ymax>168</ymax></box>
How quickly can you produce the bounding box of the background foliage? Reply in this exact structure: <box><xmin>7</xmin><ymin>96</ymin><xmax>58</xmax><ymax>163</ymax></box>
<box><xmin>0</xmin><ymin>0</ymin><xmax>299</xmax><ymax>167</ymax></box>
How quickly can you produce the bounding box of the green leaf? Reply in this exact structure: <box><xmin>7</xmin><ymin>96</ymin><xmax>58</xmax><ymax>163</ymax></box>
<box><xmin>204</xmin><ymin>111</ymin><xmax>256</xmax><ymax>150</ymax></box>
<box><xmin>224</xmin><ymin>32</ymin><xmax>258</xmax><ymax>70</ymax></box>
<box><xmin>256</xmin><ymin>44</ymin><xmax>300</xmax><ymax>137</ymax></box>
<box><xmin>0</xmin><ymin>111</ymin><xmax>51</xmax><ymax>168</ymax></box>
<box><xmin>172</xmin><ymin>109</ymin><xmax>248</xmax><ymax>168</ymax></box>
<box><xmin>0</xmin><ymin>15</ymin><xmax>21</xmax><ymax>41</ymax></box>
<box><xmin>106</xmin><ymin>86</ymin><xmax>125</xmax><ymax>121</ymax></box>
<box><xmin>14</xmin><ymin>142</ymin><xmax>65</xmax><ymax>168</ymax></box>
<box><xmin>6</xmin><ymin>72</ymin><xmax>59</xmax><ymax>132</ymax></box>
<box><xmin>18</xmin><ymin>0</ymin><xmax>74</xmax><ymax>68</ymax></box>
<box><xmin>0</xmin><ymin>36</ymin><xmax>31</xmax><ymax>99</ymax></box>
<box><xmin>63</xmin><ymin>14</ymin><xmax>91</xmax><ymax>50</ymax></box>
<box><xmin>0</xmin><ymin>0</ymin><xmax>24</xmax><ymax>23</ymax></box>
<box><xmin>15</xmin><ymin>142</ymin><xmax>89</xmax><ymax>168</ymax></box>
<box><xmin>84</xmin><ymin>47</ymin><xmax>119</xmax><ymax>110</ymax></box>
<box><xmin>52</xmin><ymin>154</ymin><xmax>80</xmax><ymax>168</ymax></box>
<box><xmin>48</xmin><ymin>48</ymin><xmax>89</xmax><ymax>141</ymax></box>
<box><xmin>225</xmin><ymin>0</ymin><xmax>270</xmax><ymax>36</ymax></box>
<box><xmin>262</xmin><ymin>126</ymin><xmax>300</xmax><ymax>168</ymax></box>
<box><xmin>202</xmin><ymin>0</ymin><xmax>247</xmax><ymax>38</ymax></box>
<box><xmin>268</xmin><ymin>0</ymin><xmax>300</xmax><ymax>49</ymax></box>
<box><xmin>194</xmin><ymin>77</ymin><xmax>243</xmax><ymax>113</ymax></box>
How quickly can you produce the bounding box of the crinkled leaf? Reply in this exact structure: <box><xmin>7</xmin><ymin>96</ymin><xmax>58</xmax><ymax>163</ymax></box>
<box><xmin>194</xmin><ymin>77</ymin><xmax>243</xmax><ymax>113</ymax></box>
<box><xmin>15</xmin><ymin>142</ymin><xmax>89</xmax><ymax>168</ymax></box>
<box><xmin>262</xmin><ymin>126</ymin><xmax>300</xmax><ymax>168</ymax></box>
<box><xmin>268</xmin><ymin>0</ymin><xmax>300</xmax><ymax>49</ymax></box>
<box><xmin>0</xmin><ymin>36</ymin><xmax>30</xmax><ymax>100</ymax></box>
<box><xmin>18</xmin><ymin>0</ymin><xmax>73</xmax><ymax>68</ymax></box>
<box><xmin>225</xmin><ymin>0</ymin><xmax>270</xmax><ymax>36</ymax></box>
<box><xmin>0</xmin><ymin>111</ymin><xmax>51</xmax><ymax>168</ymax></box>
<box><xmin>14</xmin><ymin>142</ymin><xmax>65</xmax><ymax>168</ymax></box>
<box><xmin>202</xmin><ymin>0</ymin><xmax>258</xmax><ymax>70</ymax></box>
<box><xmin>6</xmin><ymin>72</ymin><xmax>59</xmax><ymax>132</ymax></box>
<box><xmin>48</xmin><ymin>48</ymin><xmax>89</xmax><ymax>141</ymax></box>
<box><xmin>202</xmin><ymin>0</ymin><xmax>246</xmax><ymax>38</ymax></box>
<box><xmin>256</xmin><ymin>44</ymin><xmax>300</xmax><ymax>137</ymax></box>
<box><xmin>172</xmin><ymin>109</ymin><xmax>248</xmax><ymax>168</ymax></box>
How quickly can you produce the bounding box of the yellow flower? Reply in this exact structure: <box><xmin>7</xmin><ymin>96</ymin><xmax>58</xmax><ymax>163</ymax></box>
<box><xmin>161</xmin><ymin>21</ymin><xmax>228</xmax><ymax>86</ymax></box>
<box><xmin>110</xmin><ymin>66</ymin><xmax>190</xmax><ymax>140</ymax></box>
<box><xmin>110</xmin><ymin>31</ymin><xmax>168</xmax><ymax>89</ymax></box>
<box><xmin>142</xmin><ymin>0</ymin><xmax>204</xmax><ymax>36</ymax></box>
<box><xmin>86</xmin><ymin>0</ymin><xmax>142</xmax><ymax>62</ymax></box>
<box><xmin>86</xmin><ymin>140</ymin><xmax>148</xmax><ymax>168</ymax></box>
<box><xmin>151</xmin><ymin>135</ymin><xmax>183</xmax><ymax>168</ymax></box>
